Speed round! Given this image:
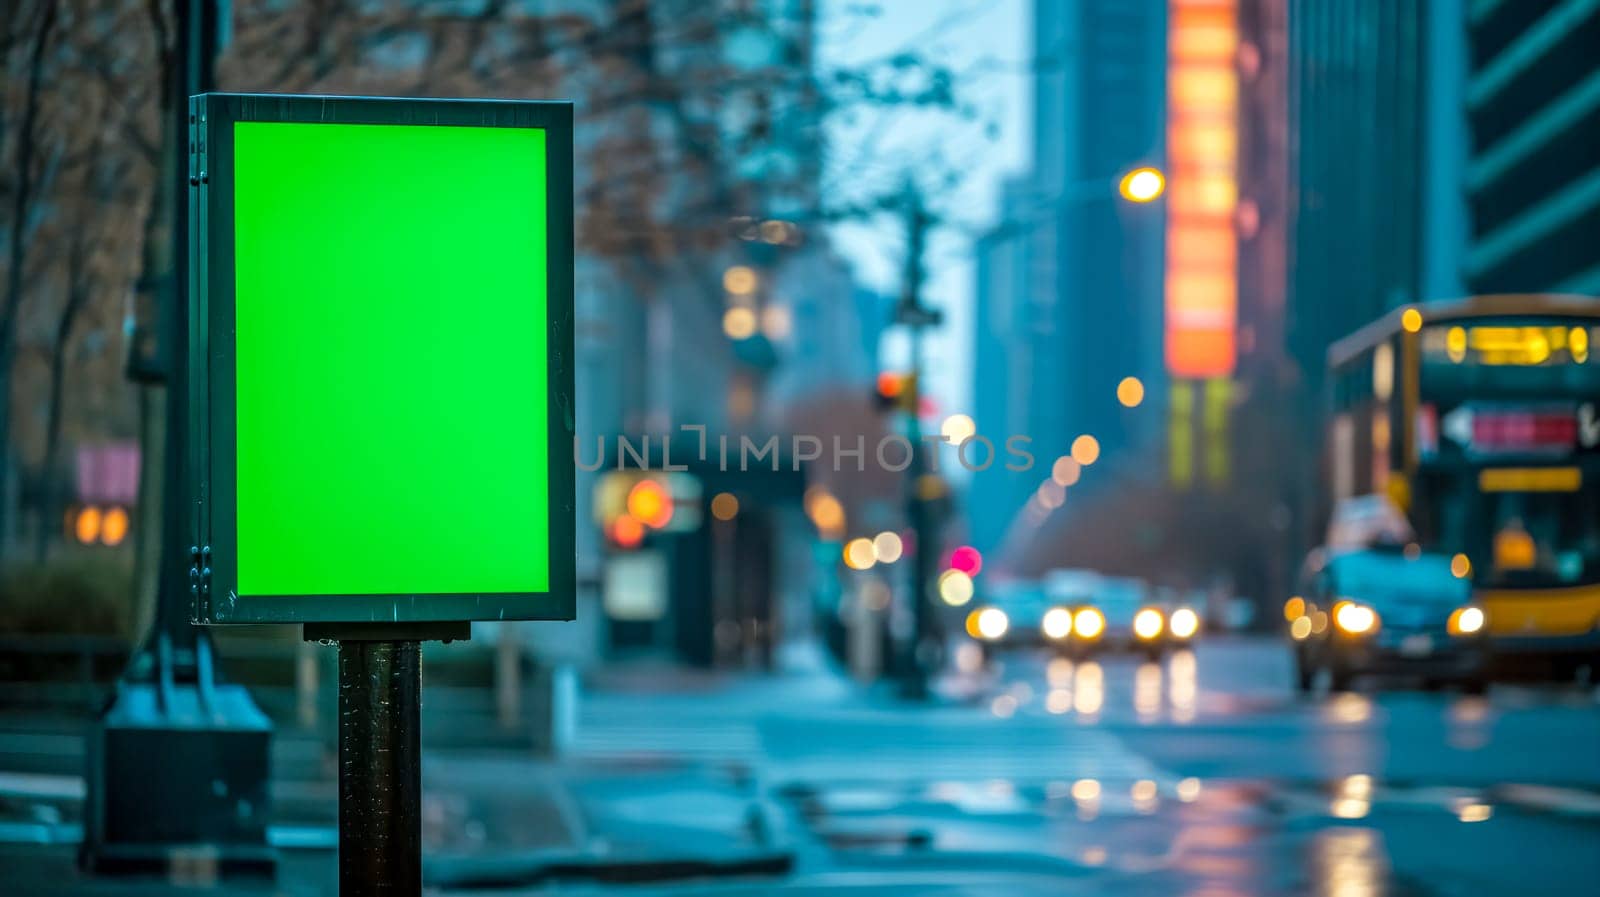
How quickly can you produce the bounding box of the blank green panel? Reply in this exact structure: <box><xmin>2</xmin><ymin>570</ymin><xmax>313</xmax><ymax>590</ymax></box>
<box><xmin>233</xmin><ymin>121</ymin><xmax>549</xmax><ymax>596</ymax></box>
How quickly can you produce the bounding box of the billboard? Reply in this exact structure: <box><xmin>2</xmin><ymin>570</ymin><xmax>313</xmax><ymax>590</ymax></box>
<box><xmin>188</xmin><ymin>94</ymin><xmax>575</xmax><ymax>624</ymax></box>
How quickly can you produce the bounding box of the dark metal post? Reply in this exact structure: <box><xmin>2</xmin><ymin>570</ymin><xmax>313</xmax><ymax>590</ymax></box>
<box><xmin>82</xmin><ymin>0</ymin><xmax>275</xmax><ymax>878</ymax></box>
<box><xmin>338</xmin><ymin>639</ymin><xmax>423</xmax><ymax>896</ymax></box>
<box><xmin>896</xmin><ymin>186</ymin><xmax>940</xmax><ymax>700</ymax></box>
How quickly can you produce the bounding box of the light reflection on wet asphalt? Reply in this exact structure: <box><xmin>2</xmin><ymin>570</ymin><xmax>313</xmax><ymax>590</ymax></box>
<box><xmin>767</xmin><ymin>638</ymin><xmax>1600</xmax><ymax>897</ymax></box>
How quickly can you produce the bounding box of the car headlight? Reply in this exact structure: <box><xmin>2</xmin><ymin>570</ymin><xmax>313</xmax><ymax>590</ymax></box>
<box><xmin>1169</xmin><ymin>607</ymin><xmax>1200</xmax><ymax>639</ymax></box>
<box><xmin>1041</xmin><ymin>607</ymin><xmax>1073</xmax><ymax>640</ymax></box>
<box><xmin>1133</xmin><ymin>608</ymin><xmax>1164</xmax><ymax>640</ymax></box>
<box><xmin>1448</xmin><ymin>605</ymin><xmax>1486</xmax><ymax>636</ymax></box>
<box><xmin>1073</xmin><ymin>607</ymin><xmax>1105</xmax><ymax>639</ymax></box>
<box><xmin>1332</xmin><ymin>600</ymin><xmax>1379</xmax><ymax>635</ymax></box>
<box><xmin>968</xmin><ymin>606</ymin><xmax>1009</xmax><ymax>641</ymax></box>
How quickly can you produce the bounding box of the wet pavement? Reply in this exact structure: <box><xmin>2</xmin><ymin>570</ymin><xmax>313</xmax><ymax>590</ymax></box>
<box><xmin>553</xmin><ymin>637</ymin><xmax>1600</xmax><ymax>896</ymax></box>
<box><xmin>1</xmin><ymin>636</ymin><xmax>1597</xmax><ymax>895</ymax></box>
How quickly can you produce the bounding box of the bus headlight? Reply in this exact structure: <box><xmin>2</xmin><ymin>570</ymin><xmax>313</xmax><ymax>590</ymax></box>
<box><xmin>1333</xmin><ymin>601</ymin><xmax>1379</xmax><ymax>635</ymax></box>
<box><xmin>1073</xmin><ymin>607</ymin><xmax>1106</xmax><ymax>639</ymax></box>
<box><xmin>968</xmin><ymin>607</ymin><xmax>1009</xmax><ymax>641</ymax></box>
<box><xmin>1448</xmin><ymin>606</ymin><xmax>1485</xmax><ymax>636</ymax></box>
<box><xmin>1169</xmin><ymin>607</ymin><xmax>1200</xmax><ymax>639</ymax></box>
<box><xmin>1133</xmin><ymin>608</ymin><xmax>1164</xmax><ymax>640</ymax></box>
<box><xmin>1041</xmin><ymin>607</ymin><xmax>1073</xmax><ymax>641</ymax></box>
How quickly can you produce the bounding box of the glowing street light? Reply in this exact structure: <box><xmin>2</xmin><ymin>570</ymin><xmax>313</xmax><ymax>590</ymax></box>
<box><xmin>1117</xmin><ymin>376</ymin><xmax>1145</xmax><ymax>408</ymax></box>
<box><xmin>1119</xmin><ymin>167</ymin><xmax>1165</xmax><ymax>203</ymax></box>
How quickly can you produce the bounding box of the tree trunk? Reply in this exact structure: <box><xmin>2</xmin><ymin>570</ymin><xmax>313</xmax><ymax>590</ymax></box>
<box><xmin>0</xmin><ymin>0</ymin><xmax>59</xmax><ymax>561</ymax></box>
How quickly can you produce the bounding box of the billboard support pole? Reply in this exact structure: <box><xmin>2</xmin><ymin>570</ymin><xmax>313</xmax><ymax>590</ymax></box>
<box><xmin>308</xmin><ymin>621</ymin><xmax>467</xmax><ymax>897</ymax></box>
<box><xmin>338</xmin><ymin>638</ymin><xmax>423</xmax><ymax>896</ymax></box>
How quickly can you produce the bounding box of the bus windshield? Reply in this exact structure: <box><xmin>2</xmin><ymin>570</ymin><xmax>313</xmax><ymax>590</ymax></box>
<box><xmin>1431</xmin><ymin>478</ymin><xmax>1600</xmax><ymax>588</ymax></box>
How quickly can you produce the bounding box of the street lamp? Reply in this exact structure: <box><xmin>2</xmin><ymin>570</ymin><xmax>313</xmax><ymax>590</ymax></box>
<box><xmin>1119</xmin><ymin>167</ymin><xmax>1166</xmax><ymax>203</ymax></box>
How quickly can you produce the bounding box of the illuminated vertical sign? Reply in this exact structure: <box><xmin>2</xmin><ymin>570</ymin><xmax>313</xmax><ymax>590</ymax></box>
<box><xmin>1165</xmin><ymin>0</ymin><xmax>1238</xmax><ymax>378</ymax></box>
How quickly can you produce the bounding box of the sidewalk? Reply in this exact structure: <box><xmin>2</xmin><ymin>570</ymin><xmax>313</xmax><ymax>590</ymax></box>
<box><xmin>0</xmin><ymin>645</ymin><xmax>839</xmax><ymax>895</ymax></box>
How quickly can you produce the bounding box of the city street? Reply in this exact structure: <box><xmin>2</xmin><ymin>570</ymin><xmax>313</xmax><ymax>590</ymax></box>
<box><xmin>7</xmin><ymin>635</ymin><xmax>1595</xmax><ymax>896</ymax></box>
<box><xmin>557</xmin><ymin>637</ymin><xmax>1600</xmax><ymax>897</ymax></box>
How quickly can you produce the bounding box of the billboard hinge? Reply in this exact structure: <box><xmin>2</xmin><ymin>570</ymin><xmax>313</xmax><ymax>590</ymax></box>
<box><xmin>189</xmin><ymin>545</ymin><xmax>213</xmax><ymax>615</ymax></box>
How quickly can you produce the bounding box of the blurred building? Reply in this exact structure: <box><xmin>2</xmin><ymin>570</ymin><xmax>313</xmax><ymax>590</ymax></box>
<box><xmin>1462</xmin><ymin>0</ymin><xmax>1600</xmax><ymax>294</ymax></box>
<box><xmin>570</xmin><ymin>1</ymin><xmax>876</xmax><ymax>667</ymax></box>
<box><xmin>968</xmin><ymin>0</ymin><xmax>1168</xmax><ymax>554</ymax></box>
<box><xmin>1260</xmin><ymin>0</ymin><xmax>1472</xmax><ymax>562</ymax></box>
<box><xmin>1283</xmin><ymin>0</ymin><xmax>1469</xmax><ymax>392</ymax></box>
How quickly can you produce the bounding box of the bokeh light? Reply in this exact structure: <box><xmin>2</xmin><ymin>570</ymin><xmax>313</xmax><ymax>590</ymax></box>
<box><xmin>940</xmin><ymin>413</ymin><xmax>977</xmax><ymax>445</ymax></box>
<box><xmin>710</xmin><ymin>492</ymin><xmax>739</xmax><ymax>521</ymax></box>
<box><xmin>722</xmin><ymin>306</ymin><xmax>757</xmax><ymax>340</ymax></box>
<box><xmin>722</xmin><ymin>265</ymin><xmax>757</xmax><ymax>295</ymax></box>
<box><xmin>872</xmin><ymin>531</ymin><xmax>904</xmax><ymax>564</ymax></box>
<box><xmin>843</xmin><ymin>537</ymin><xmax>877</xmax><ymax>570</ymax></box>
<box><xmin>949</xmin><ymin>545</ymin><xmax>983</xmax><ymax>576</ymax></box>
<box><xmin>1041</xmin><ymin>607</ymin><xmax>1073</xmax><ymax>640</ymax></box>
<box><xmin>74</xmin><ymin>506</ymin><xmax>102</xmax><ymax>545</ymax></box>
<box><xmin>1117</xmin><ymin>376</ymin><xmax>1145</xmax><ymax>407</ymax></box>
<box><xmin>761</xmin><ymin>304</ymin><xmax>792</xmax><ymax>340</ymax></box>
<box><xmin>1119</xmin><ymin>167</ymin><xmax>1165</xmax><ymax>202</ymax></box>
<box><xmin>611</xmin><ymin>514</ymin><xmax>645</xmax><ymax>548</ymax></box>
<box><xmin>1071</xmin><ymin>434</ymin><xmax>1101</xmax><ymax>466</ymax></box>
<box><xmin>974</xmin><ymin>606</ymin><xmax>1008</xmax><ymax>639</ymax></box>
<box><xmin>1051</xmin><ymin>456</ymin><xmax>1081</xmax><ymax>486</ymax></box>
<box><xmin>101</xmin><ymin>506</ymin><xmax>129</xmax><ymax>546</ymax></box>
<box><xmin>804</xmin><ymin>487</ymin><xmax>846</xmax><ymax>539</ymax></box>
<box><xmin>939</xmin><ymin>569</ymin><xmax>975</xmax><ymax>606</ymax></box>
<box><xmin>627</xmin><ymin>479</ymin><xmax>674</xmax><ymax>529</ymax></box>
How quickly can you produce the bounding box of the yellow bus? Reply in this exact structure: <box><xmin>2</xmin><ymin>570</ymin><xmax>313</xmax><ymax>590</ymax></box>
<box><xmin>1327</xmin><ymin>294</ymin><xmax>1600</xmax><ymax>675</ymax></box>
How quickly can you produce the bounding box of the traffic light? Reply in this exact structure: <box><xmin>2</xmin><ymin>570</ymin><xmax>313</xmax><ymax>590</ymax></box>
<box><xmin>875</xmin><ymin>371</ymin><xmax>916</xmax><ymax>413</ymax></box>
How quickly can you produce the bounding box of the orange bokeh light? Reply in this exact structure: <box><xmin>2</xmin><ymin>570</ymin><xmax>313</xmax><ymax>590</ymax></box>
<box><xmin>612</xmin><ymin>514</ymin><xmax>646</xmax><ymax>548</ymax></box>
<box><xmin>74</xmin><ymin>506</ymin><xmax>102</xmax><ymax>545</ymax></box>
<box><xmin>626</xmin><ymin>479</ymin><xmax>674</xmax><ymax>529</ymax></box>
<box><xmin>101</xmin><ymin>506</ymin><xmax>130</xmax><ymax>546</ymax></box>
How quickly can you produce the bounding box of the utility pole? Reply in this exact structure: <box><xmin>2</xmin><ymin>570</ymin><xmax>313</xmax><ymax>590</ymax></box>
<box><xmin>894</xmin><ymin>183</ymin><xmax>943</xmax><ymax>700</ymax></box>
<box><xmin>82</xmin><ymin>0</ymin><xmax>275</xmax><ymax>878</ymax></box>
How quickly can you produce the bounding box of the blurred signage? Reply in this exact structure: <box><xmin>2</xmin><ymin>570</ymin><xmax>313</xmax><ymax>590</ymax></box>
<box><xmin>1436</xmin><ymin>404</ymin><xmax>1589</xmax><ymax>456</ymax></box>
<box><xmin>604</xmin><ymin>551</ymin><xmax>668</xmax><ymax>622</ymax></box>
<box><xmin>1163</xmin><ymin>0</ymin><xmax>1238</xmax><ymax>379</ymax></box>
<box><xmin>1479</xmin><ymin>467</ymin><xmax>1581</xmax><ymax>493</ymax></box>
<box><xmin>1422</xmin><ymin>324</ymin><xmax>1593</xmax><ymax>367</ymax></box>
<box><xmin>187</xmin><ymin>93</ymin><xmax>575</xmax><ymax>625</ymax></box>
<box><xmin>75</xmin><ymin>442</ymin><xmax>139</xmax><ymax>505</ymax></box>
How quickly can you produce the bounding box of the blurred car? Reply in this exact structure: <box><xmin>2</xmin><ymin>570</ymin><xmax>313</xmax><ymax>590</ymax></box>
<box><xmin>961</xmin><ymin>579</ymin><xmax>1067</xmax><ymax>660</ymax></box>
<box><xmin>1289</xmin><ymin>545</ymin><xmax>1488</xmax><ymax>693</ymax></box>
<box><xmin>1049</xmin><ymin>575</ymin><xmax>1201</xmax><ymax>659</ymax></box>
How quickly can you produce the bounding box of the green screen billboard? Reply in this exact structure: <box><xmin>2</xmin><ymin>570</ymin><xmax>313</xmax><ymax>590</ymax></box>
<box><xmin>188</xmin><ymin>94</ymin><xmax>575</xmax><ymax>624</ymax></box>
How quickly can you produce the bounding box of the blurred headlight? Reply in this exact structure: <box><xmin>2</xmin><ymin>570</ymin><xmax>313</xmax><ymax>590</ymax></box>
<box><xmin>1448</xmin><ymin>606</ymin><xmax>1485</xmax><ymax>636</ymax></box>
<box><xmin>1169</xmin><ymin>607</ymin><xmax>1200</xmax><ymax>639</ymax></box>
<box><xmin>1073</xmin><ymin>607</ymin><xmax>1106</xmax><ymax>639</ymax></box>
<box><xmin>1133</xmin><ymin>608</ymin><xmax>1164</xmax><ymax>640</ymax></box>
<box><xmin>1333</xmin><ymin>601</ymin><xmax>1379</xmax><ymax>635</ymax></box>
<box><xmin>1041</xmin><ymin>607</ymin><xmax>1073</xmax><ymax>640</ymax></box>
<box><xmin>974</xmin><ymin>607</ymin><xmax>1009</xmax><ymax>640</ymax></box>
